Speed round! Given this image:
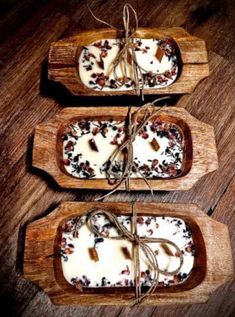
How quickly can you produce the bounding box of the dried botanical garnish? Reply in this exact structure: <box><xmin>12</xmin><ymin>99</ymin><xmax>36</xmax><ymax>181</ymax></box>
<box><xmin>88</xmin><ymin>247</ymin><xmax>99</xmax><ymax>262</ymax></box>
<box><xmin>74</xmin><ymin>281</ymin><xmax>83</xmax><ymax>292</ymax></box>
<box><xmin>63</xmin><ymin>158</ymin><xmax>70</xmax><ymax>166</ymax></box>
<box><xmin>79</xmin><ymin>38</ymin><xmax>178</xmax><ymax>91</ymax></box>
<box><xmin>97</xmin><ymin>55</ymin><xmax>104</xmax><ymax>70</ymax></box>
<box><xmin>185</xmin><ymin>245</ymin><xmax>192</xmax><ymax>253</ymax></box>
<box><xmin>150</xmin><ymin>137</ymin><xmax>160</xmax><ymax>151</ymax></box>
<box><xmin>173</xmin><ymin>274</ymin><xmax>180</xmax><ymax>284</ymax></box>
<box><xmin>89</xmin><ymin>138</ymin><xmax>99</xmax><ymax>152</ymax></box>
<box><xmin>121</xmin><ymin>246</ymin><xmax>132</xmax><ymax>260</ymax></box>
<box><xmin>61</xmin><ymin>215</ymin><xmax>195</xmax><ymax>289</ymax></box>
<box><xmin>155</xmin><ymin>46</ymin><xmax>164</xmax><ymax>62</ymax></box>
<box><xmin>62</xmin><ymin>118</ymin><xmax>183</xmax><ymax>180</ymax></box>
<box><xmin>127</xmin><ymin>50</ymin><xmax>133</xmax><ymax>65</ymax></box>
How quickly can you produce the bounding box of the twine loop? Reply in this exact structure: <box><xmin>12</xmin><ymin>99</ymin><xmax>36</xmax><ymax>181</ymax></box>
<box><xmin>86</xmin><ymin>204</ymin><xmax>184</xmax><ymax>306</ymax></box>
<box><xmin>96</xmin><ymin>96</ymin><xmax>171</xmax><ymax>201</ymax></box>
<box><xmin>87</xmin><ymin>2</ymin><xmax>145</xmax><ymax>98</ymax></box>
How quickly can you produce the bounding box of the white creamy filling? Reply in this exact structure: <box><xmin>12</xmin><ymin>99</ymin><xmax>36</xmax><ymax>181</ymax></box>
<box><xmin>60</xmin><ymin>215</ymin><xmax>195</xmax><ymax>288</ymax></box>
<box><xmin>62</xmin><ymin>119</ymin><xmax>184</xmax><ymax>179</ymax></box>
<box><xmin>78</xmin><ymin>38</ymin><xmax>178</xmax><ymax>91</ymax></box>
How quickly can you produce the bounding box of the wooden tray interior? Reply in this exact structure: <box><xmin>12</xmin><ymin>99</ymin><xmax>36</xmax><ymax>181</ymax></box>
<box><xmin>54</xmin><ymin>208</ymin><xmax>206</xmax><ymax>296</ymax></box>
<box><xmin>56</xmin><ymin>113</ymin><xmax>193</xmax><ymax>180</ymax></box>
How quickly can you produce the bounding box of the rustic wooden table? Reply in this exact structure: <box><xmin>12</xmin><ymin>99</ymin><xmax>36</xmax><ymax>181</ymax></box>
<box><xmin>0</xmin><ymin>0</ymin><xmax>235</xmax><ymax>316</ymax></box>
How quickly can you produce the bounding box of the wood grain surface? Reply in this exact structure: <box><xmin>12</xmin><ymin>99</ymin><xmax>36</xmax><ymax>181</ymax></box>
<box><xmin>0</xmin><ymin>0</ymin><xmax>235</xmax><ymax>316</ymax></box>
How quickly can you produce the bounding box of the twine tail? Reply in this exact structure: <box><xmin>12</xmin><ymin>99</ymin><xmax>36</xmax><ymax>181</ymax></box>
<box><xmin>96</xmin><ymin>97</ymin><xmax>172</xmax><ymax>201</ymax></box>
<box><xmin>86</xmin><ymin>206</ymin><xmax>184</xmax><ymax>306</ymax></box>
<box><xmin>87</xmin><ymin>0</ymin><xmax>118</xmax><ymax>30</ymax></box>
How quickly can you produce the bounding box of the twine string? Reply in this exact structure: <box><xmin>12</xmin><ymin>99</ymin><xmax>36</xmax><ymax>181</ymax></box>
<box><xmin>95</xmin><ymin>96</ymin><xmax>171</xmax><ymax>201</ymax></box>
<box><xmin>87</xmin><ymin>1</ymin><xmax>118</xmax><ymax>30</ymax></box>
<box><xmin>86</xmin><ymin>204</ymin><xmax>184</xmax><ymax>306</ymax></box>
<box><xmin>86</xmin><ymin>2</ymin><xmax>179</xmax><ymax>99</ymax></box>
<box><xmin>87</xmin><ymin>2</ymin><xmax>145</xmax><ymax>98</ymax></box>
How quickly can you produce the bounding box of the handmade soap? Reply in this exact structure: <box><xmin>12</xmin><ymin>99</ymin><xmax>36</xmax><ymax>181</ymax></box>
<box><xmin>62</xmin><ymin>118</ymin><xmax>184</xmax><ymax>179</ymax></box>
<box><xmin>60</xmin><ymin>214</ymin><xmax>195</xmax><ymax>288</ymax></box>
<box><xmin>78</xmin><ymin>38</ymin><xmax>178</xmax><ymax>91</ymax></box>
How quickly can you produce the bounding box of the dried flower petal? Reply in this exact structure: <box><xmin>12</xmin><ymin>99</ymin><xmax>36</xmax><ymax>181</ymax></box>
<box><xmin>74</xmin><ymin>281</ymin><xmax>83</xmax><ymax>292</ymax></box>
<box><xmin>63</xmin><ymin>158</ymin><xmax>70</xmax><ymax>166</ymax></box>
<box><xmin>185</xmin><ymin>245</ymin><xmax>192</xmax><ymax>253</ymax></box>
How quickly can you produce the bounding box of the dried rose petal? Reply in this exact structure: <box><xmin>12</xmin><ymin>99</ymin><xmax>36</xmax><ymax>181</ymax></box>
<box><xmin>141</xmin><ymin>132</ymin><xmax>149</xmax><ymax>139</ymax></box>
<box><xmin>97</xmin><ymin>78</ymin><xmax>106</xmax><ymax>87</ymax></box>
<box><xmin>185</xmin><ymin>246</ymin><xmax>192</xmax><ymax>253</ymax></box>
<box><xmin>100</xmin><ymin>50</ymin><xmax>108</xmax><ymax>58</ymax></box>
<box><xmin>137</xmin><ymin>216</ymin><xmax>144</xmax><ymax>224</ymax></box>
<box><xmin>64</xmin><ymin>247</ymin><xmax>74</xmax><ymax>255</ymax></box>
<box><xmin>152</xmin><ymin>159</ymin><xmax>159</xmax><ymax>168</ymax></box>
<box><xmin>92</xmin><ymin>127</ymin><xmax>100</xmax><ymax>135</ymax></box>
<box><xmin>65</xmin><ymin>140</ymin><xmax>74</xmax><ymax>151</ymax></box>
<box><xmin>63</xmin><ymin>158</ymin><xmax>70</xmax><ymax>166</ymax></box>
<box><xmin>74</xmin><ymin>281</ymin><xmax>83</xmax><ymax>292</ymax></box>
<box><xmin>173</xmin><ymin>275</ymin><xmax>180</xmax><ymax>284</ymax></box>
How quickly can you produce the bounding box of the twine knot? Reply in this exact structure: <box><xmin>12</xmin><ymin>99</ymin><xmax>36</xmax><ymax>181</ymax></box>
<box><xmin>87</xmin><ymin>2</ymin><xmax>146</xmax><ymax>98</ymax></box>
<box><xmin>133</xmin><ymin>233</ymin><xmax>141</xmax><ymax>245</ymax></box>
<box><xmin>95</xmin><ymin>96</ymin><xmax>171</xmax><ymax>201</ymax></box>
<box><xmin>86</xmin><ymin>204</ymin><xmax>184</xmax><ymax>306</ymax></box>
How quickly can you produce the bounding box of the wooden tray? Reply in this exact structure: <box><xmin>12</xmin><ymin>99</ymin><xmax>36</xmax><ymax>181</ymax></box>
<box><xmin>48</xmin><ymin>27</ymin><xmax>209</xmax><ymax>96</ymax></box>
<box><xmin>23</xmin><ymin>201</ymin><xmax>234</xmax><ymax>306</ymax></box>
<box><xmin>32</xmin><ymin>106</ymin><xmax>218</xmax><ymax>191</ymax></box>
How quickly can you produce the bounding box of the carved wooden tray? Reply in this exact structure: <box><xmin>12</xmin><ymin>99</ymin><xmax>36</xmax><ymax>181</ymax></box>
<box><xmin>48</xmin><ymin>27</ymin><xmax>209</xmax><ymax>96</ymax></box>
<box><xmin>23</xmin><ymin>202</ymin><xmax>234</xmax><ymax>306</ymax></box>
<box><xmin>32</xmin><ymin>106</ymin><xmax>218</xmax><ymax>191</ymax></box>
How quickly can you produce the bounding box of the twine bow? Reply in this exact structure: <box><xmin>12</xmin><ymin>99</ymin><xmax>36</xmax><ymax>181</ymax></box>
<box><xmin>96</xmin><ymin>96</ymin><xmax>171</xmax><ymax>201</ymax></box>
<box><xmin>87</xmin><ymin>2</ymin><xmax>145</xmax><ymax>99</ymax></box>
<box><xmin>86</xmin><ymin>204</ymin><xmax>184</xmax><ymax>306</ymax></box>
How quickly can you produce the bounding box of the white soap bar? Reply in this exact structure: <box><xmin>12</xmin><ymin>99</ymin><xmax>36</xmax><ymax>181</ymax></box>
<box><xmin>62</xmin><ymin>119</ymin><xmax>184</xmax><ymax>179</ymax></box>
<box><xmin>60</xmin><ymin>215</ymin><xmax>195</xmax><ymax>288</ymax></box>
<box><xmin>78</xmin><ymin>38</ymin><xmax>178</xmax><ymax>91</ymax></box>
